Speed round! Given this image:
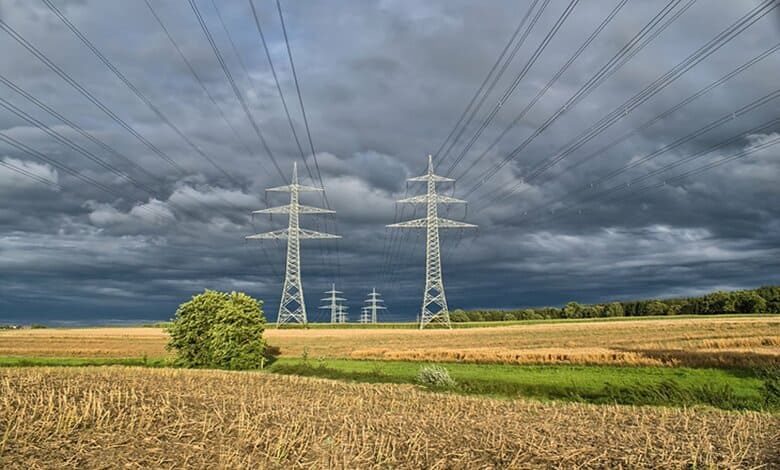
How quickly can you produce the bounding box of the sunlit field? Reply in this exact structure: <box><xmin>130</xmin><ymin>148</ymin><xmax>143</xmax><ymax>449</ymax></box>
<box><xmin>2</xmin><ymin>316</ymin><xmax>777</xmax><ymax>368</ymax></box>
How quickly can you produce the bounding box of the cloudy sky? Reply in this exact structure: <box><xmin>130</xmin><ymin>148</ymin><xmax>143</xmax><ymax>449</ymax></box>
<box><xmin>1</xmin><ymin>0</ymin><xmax>778</xmax><ymax>324</ymax></box>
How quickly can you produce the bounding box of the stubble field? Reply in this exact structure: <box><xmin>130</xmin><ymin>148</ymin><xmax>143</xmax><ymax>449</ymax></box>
<box><xmin>1</xmin><ymin>367</ymin><xmax>777</xmax><ymax>469</ymax></box>
<box><xmin>1</xmin><ymin>315</ymin><xmax>778</xmax><ymax>468</ymax></box>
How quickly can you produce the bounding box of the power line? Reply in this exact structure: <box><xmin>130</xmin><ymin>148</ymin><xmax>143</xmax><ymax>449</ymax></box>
<box><xmin>275</xmin><ymin>0</ymin><xmax>342</xmax><ymax>284</ymax></box>
<box><xmin>448</xmin><ymin>0</ymin><xmax>629</xmax><ymax>180</ymax></box>
<box><xmin>187</xmin><ymin>0</ymin><xmax>288</xmax><ymax>182</ymax></box>
<box><xmin>526</xmin><ymin>121</ymin><xmax>780</xmax><ymax>227</ymax></box>
<box><xmin>0</xmin><ymin>74</ymin><xmax>163</xmax><ymax>187</ymax></box>
<box><xmin>42</xmin><ymin>0</ymin><xmax>245</xmax><ymax>189</ymax></box>
<box><xmin>248</xmin><ymin>0</ymin><xmax>315</xmax><ymax>183</ymax></box>
<box><xmin>143</xmin><ymin>0</ymin><xmax>275</xmax><ymax>181</ymax></box>
<box><xmin>470</xmin><ymin>0</ymin><xmax>777</xmax><ymax>205</ymax></box>
<box><xmin>520</xmin><ymin>88</ymin><xmax>780</xmax><ymax>219</ymax></box>
<box><xmin>441</xmin><ymin>0</ymin><xmax>581</xmax><ymax>177</ymax></box>
<box><xmin>434</xmin><ymin>0</ymin><xmax>545</xmax><ymax>169</ymax></box>
<box><xmin>0</xmin><ymin>131</ymin><xmax>171</xmax><ymax>221</ymax></box>
<box><xmin>380</xmin><ymin>1</ymin><xmax>547</xmax><ymax>290</ymax></box>
<box><xmin>458</xmin><ymin>0</ymin><xmax>691</xmax><ymax>194</ymax></box>
<box><xmin>0</xmin><ymin>158</ymin><xmax>61</xmax><ymax>190</ymax></box>
<box><xmin>0</xmin><ymin>18</ymin><xmax>188</xmax><ymax>175</ymax></box>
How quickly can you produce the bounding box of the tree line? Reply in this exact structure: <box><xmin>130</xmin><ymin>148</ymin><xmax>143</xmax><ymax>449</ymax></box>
<box><xmin>450</xmin><ymin>285</ymin><xmax>780</xmax><ymax>322</ymax></box>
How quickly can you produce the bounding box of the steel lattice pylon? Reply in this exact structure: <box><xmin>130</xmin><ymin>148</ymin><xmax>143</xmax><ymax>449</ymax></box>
<box><xmin>320</xmin><ymin>284</ymin><xmax>346</xmax><ymax>324</ymax></box>
<box><xmin>388</xmin><ymin>155</ymin><xmax>476</xmax><ymax>329</ymax></box>
<box><xmin>362</xmin><ymin>287</ymin><xmax>386</xmax><ymax>323</ymax></box>
<box><xmin>247</xmin><ymin>163</ymin><xmax>339</xmax><ymax>326</ymax></box>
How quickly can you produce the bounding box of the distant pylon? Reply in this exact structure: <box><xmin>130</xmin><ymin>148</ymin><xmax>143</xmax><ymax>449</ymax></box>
<box><xmin>320</xmin><ymin>284</ymin><xmax>346</xmax><ymax>324</ymax></box>
<box><xmin>335</xmin><ymin>303</ymin><xmax>348</xmax><ymax>323</ymax></box>
<box><xmin>387</xmin><ymin>155</ymin><xmax>476</xmax><ymax>329</ymax></box>
<box><xmin>359</xmin><ymin>307</ymin><xmax>371</xmax><ymax>324</ymax></box>
<box><xmin>247</xmin><ymin>162</ymin><xmax>340</xmax><ymax>326</ymax></box>
<box><xmin>362</xmin><ymin>287</ymin><xmax>386</xmax><ymax>324</ymax></box>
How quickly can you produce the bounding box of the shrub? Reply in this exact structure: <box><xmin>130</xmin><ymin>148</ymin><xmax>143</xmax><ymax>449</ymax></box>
<box><xmin>502</xmin><ymin>312</ymin><xmax>517</xmax><ymax>321</ymax></box>
<box><xmin>416</xmin><ymin>365</ymin><xmax>456</xmax><ymax>389</ymax></box>
<box><xmin>167</xmin><ymin>290</ymin><xmax>273</xmax><ymax>370</ymax></box>
<box><xmin>758</xmin><ymin>367</ymin><xmax>780</xmax><ymax>408</ymax></box>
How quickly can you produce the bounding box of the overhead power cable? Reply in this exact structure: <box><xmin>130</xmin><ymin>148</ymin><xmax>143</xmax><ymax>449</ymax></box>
<box><xmin>458</xmin><ymin>0</ymin><xmax>691</xmax><ymax>193</ymax></box>
<box><xmin>470</xmin><ymin>0</ymin><xmax>777</xmax><ymax>205</ymax></box>
<box><xmin>525</xmin><ymin>121</ymin><xmax>780</xmax><ymax>227</ymax></box>
<box><xmin>248</xmin><ymin>0</ymin><xmax>312</xmax><ymax>179</ymax></box>
<box><xmin>0</xmin><ymin>158</ymin><xmax>61</xmax><ymax>190</ymax></box>
<box><xmin>275</xmin><ymin>0</ymin><xmax>342</xmax><ymax>282</ymax></box>
<box><xmin>0</xmin><ymin>131</ymin><xmax>171</xmax><ymax>221</ymax></box>
<box><xmin>519</xmin><ymin>87</ymin><xmax>780</xmax><ymax>219</ymax></box>
<box><xmin>187</xmin><ymin>0</ymin><xmax>287</xmax><ymax>182</ymax></box>
<box><xmin>434</xmin><ymin>0</ymin><xmax>546</xmax><ymax>170</ymax></box>
<box><xmin>0</xmin><ymin>74</ymin><xmax>163</xmax><ymax>186</ymax></box>
<box><xmin>450</xmin><ymin>0</ymin><xmax>629</xmax><ymax>180</ymax></box>
<box><xmin>441</xmin><ymin>0</ymin><xmax>581</xmax><ymax>177</ymax></box>
<box><xmin>381</xmin><ymin>1</ymin><xmax>551</xmax><ymax>288</ymax></box>
<box><xmin>42</xmin><ymin>0</ymin><xmax>244</xmax><ymax>189</ymax></box>
<box><xmin>0</xmin><ymin>18</ymin><xmax>187</xmax><ymax>175</ymax></box>
<box><xmin>143</xmin><ymin>0</ymin><xmax>274</xmax><ymax>181</ymax></box>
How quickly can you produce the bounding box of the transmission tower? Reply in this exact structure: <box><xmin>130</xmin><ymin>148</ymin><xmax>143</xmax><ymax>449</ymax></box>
<box><xmin>335</xmin><ymin>303</ymin><xmax>348</xmax><ymax>323</ymax></box>
<box><xmin>247</xmin><ymin>162</ymin><xmax>340</xmax><ymax>326</ymax></box>
<box><xmin>359</xmin><ymin>307</ymin><xmax>371</xmax><ymax>324</ymax></box>
<box><xmin>362</xmin><ymin>287</ymin><xmax>386</xmax><ymax>323</ymax></box>
<box><xmin>387</xmin><ymin>155</ymin><xmax>476</xmax><ymax>329</ymax></box>
<box><xmin>320</xmin><ymin>284</ymin><xmax>346</xmax><ymax>324</ymax></box>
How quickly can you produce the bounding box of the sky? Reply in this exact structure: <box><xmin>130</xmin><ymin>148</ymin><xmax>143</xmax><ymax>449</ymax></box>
<box><xmin>0</xmin><ymin>0</ymin><xmax>779</xmax><ymax>324</ymax></box>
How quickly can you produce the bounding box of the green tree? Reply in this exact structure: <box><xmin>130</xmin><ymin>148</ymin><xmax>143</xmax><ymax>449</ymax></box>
<box><xmin>734</xmin><ymin>291</ymin><xmax>767</xmax><ymax>313</ymax></box>
<box><xmin>449</xmin><ymin>310</ymin><xmax>469</xmax><ymax>322</ymax></box>
<box><xmin>167</xmin><ymin>290</ymin><xmax>270</xmax><ymax>370</ymax></box>
<box><xmin>605</xmin><ymin>302</ymin><xmax>624</xmax><ymax>317</ymax></box>
<box><xmin>502</xmin><ymin>312</ymin><xmax>517</xmax><ymax>321</ymax></box>
<box><xmin>563</xmin><ymin>302</ymin><xmax>582</xmax><ymax>318</ymax></box>
<box><xmin>466</xmin><ymin>311</ymin><xmax>484</xmax><ymax>322</ymax></box>
<box><xmin>645</xmin><ymin>301</ymin><xmax>667</xmax><ymax>316</ymax></box>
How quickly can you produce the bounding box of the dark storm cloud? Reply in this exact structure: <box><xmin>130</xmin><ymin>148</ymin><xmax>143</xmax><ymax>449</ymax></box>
<box><xmin>1</xmin><ymin>0</ymin><xmax>779</xmax><ymax>323</ymax></box>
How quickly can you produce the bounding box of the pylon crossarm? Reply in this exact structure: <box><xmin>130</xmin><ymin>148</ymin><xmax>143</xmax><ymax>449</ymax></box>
<box><xmin>298</xmin><ymin>229</ymin><xmax>341</xmax><ymax>239</ymax></box>
<box><xmin>266</xmin><ymin>183</ymin><xmax>323</xmax><ymax>192</ymax></box>
<box><xmin>407</xmin><ymin>174</ymin><xmax>455</xmax><ymax>182</ymax></box>
<box><xmin>253</xmin><ymin>204</ymin><xmax>335</xmax><ymax>214</ymax></box>
<box><xmin>386</xmin><ymin>218</ymin><xmax>427</xmax><ymax>228</ymax></box>
<box><xmin>437</xmin><ymin>218</ymin><xmax>477</xmax><ymax>228</ymax></box>
<box><xmin>397</xmin><ymin>194</ymin><xmax>466</xmax><ymax>204</ymax></box>
<box><xmin>246</xmin><ymin>229</ymin><xmax>289</xmax><ymax>240</ymax></box>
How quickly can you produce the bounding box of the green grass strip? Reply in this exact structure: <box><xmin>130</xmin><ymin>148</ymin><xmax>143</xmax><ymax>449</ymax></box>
<box><xmin>268</xmin><ymin>358</ymin><xmax>777</xmax><ymax>411</ymax></box>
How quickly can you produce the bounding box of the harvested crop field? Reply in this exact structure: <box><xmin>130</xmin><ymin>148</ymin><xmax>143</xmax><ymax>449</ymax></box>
<box><xmin>2</xmin><ymin>316</ymin><xmax>778</xmax><ymax>367</ymax></box>
<box><xmin>0</xmin><ymin>367</ymin><xmax>777</xmax><ymax>469</ymax></box>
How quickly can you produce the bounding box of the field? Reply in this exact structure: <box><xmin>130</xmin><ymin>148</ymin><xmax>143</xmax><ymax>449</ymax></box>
<box><xmin>2</xmin><ymin>315</ymin><xmax>778</xmax><ymax>368</ymax></box>
<box><xmin>1</xmin><ymin>367</ymin><xmax>777</xmax><ymax>468</ymax></box>
<box><xmin>1</xmin><ymin>315</ymin><xmax>778</xmax><ymax>467</ymax></box>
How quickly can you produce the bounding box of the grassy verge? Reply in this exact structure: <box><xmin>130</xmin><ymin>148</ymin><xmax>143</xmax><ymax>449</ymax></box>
<box><xmin>2</xmin><ymin>355</ymin><xmax>776</xmax><ymax>411</ymax></box>
<box><xmin>268</xmin><ymin>358</ymin><xmax>778</xmax><ymax>411</ymax></box>
<box><xmin>0</xmin><ymin>356</ymin><xmax>171</xmax><ymax>368</ymax></box>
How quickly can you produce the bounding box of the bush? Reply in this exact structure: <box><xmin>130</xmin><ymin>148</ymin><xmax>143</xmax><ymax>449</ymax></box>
<box><xmin>502</xmin><ymin>312</ymin><xmax>517</xmax><ymax>321</ymax></box>
<box><xmin>416</xmin><ymin>365</ymin><xmax>456</xmax><ymax>389</ymax></box>
<box><xmin>166</xmin><ymin>290</ymin><xmax>273</xmax><ymax>370</ymax></box>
